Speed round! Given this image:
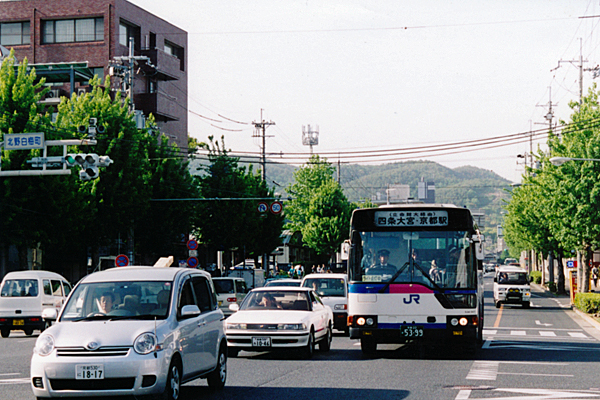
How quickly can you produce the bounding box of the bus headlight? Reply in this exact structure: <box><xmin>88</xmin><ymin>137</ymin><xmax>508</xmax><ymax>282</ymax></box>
<box><xmin>353</xmin><ymin>315</ymin><xmax>377</xmax><ymax>327</ymax></box>
<box><xmin>459</xmin><ymin>317</ymin><xmax>468</xmax><ymax>326</ymax></box>
<box><xmin>450</xmin><ymin>318</ymin><xmax>458</xmax><ymax>326</ymax></box>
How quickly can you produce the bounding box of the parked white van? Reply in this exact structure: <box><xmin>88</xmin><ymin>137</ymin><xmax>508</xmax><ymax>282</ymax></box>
<box><xmin>301</xmin><ymin>273</ymin><xmax>349</xmax><ymax>333</ymax></box>
<box><xmin>493</xmin><ymin>265</ymin><xmax>531</xmax><ymax>308</ymax></box>
<box><xmin>0</xmin><ymin>270</ymin><xmax>72</xmax><ymax>337</ymax></box>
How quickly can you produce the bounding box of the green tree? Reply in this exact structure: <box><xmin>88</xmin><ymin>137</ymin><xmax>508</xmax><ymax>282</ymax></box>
<box><xmin>0</xmin><ymin>52</ymin><xmax>86</xmax><ymax>270</ymax></box>
<box><xmin>286</xmin><ymin>155</ymin><xmax>353</xmax><ymax>262</ymax></box>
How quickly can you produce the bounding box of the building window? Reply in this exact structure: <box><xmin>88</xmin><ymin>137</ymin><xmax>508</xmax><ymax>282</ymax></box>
<box><xmin>42</xmin><ymin>17</ymin><xmax>103</xmax><ymax>44</ymax></box>
<box><xmin>119</xmin><ymin>21</ymin><xmax>139</xmax><ymax>49</ymax></box>
<box><xmin>0</xmin><ymin>21</ymin><xmax>30</xmax><ymax>46</ymax></box>
<box><xmin>164</xmin><ymin>40</ymin><xmax>184</xmax><ymax>71</ymax></box>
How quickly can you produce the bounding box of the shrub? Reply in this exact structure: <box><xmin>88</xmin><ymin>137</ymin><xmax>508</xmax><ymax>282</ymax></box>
<box><xmin>529</xmin><ymin>271</ymin><xmax>542</xmax><ymax>284</ymax></box>
<box><xmin>574</xmin><ymin>293</ymin><xmax>600</xmax><ymax>314</ymax></box>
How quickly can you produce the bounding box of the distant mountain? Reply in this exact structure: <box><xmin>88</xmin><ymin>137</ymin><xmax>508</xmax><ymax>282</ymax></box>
<box><xmin>190</xmin><ymin>156</ymin><xmax>512</xmax><ymax>242</ymax></box>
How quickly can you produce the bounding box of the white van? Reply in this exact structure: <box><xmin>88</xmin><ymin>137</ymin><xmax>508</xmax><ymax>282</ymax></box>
<box><xmin>493</xmin><ymin>265</ymin><xmax>531</xmax><ymax>308</ymax></box>
<box><xmin>212</xmin><ymin>277</ymin><xmax>248</xmax><ymax>316</ymax></box>
<box><xmin>0</xmin><ymin>270</ymin><xmax>72</xmax><ymax>337</ymax></box>
<box><xmin>301</xmin><ymin>273</ymin><xmax>348</xmax><ymax>333</ymax></box>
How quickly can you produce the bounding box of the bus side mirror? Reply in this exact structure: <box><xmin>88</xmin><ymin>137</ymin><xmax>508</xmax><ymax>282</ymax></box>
<box><xmin>472</xmin><ymin>234</ymin><xmax>485</xmax><ymax>260</ymax></box>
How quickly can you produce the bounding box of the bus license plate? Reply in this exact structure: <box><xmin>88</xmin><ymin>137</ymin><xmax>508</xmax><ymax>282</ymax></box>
<box><xmin>76</xmin><ymin>364</ymin><xmax>104</xmax><ymax>380</ymax></box>
<box><xmin>12</xmin><ymin>319</ymin><xmax>24</xmax><ymax>326</ymax></box>
<box><xmin>400</xmin><ymin>326</ymin><xmax>423</xmax><ymax>337</ymax></box>
<box><xmin>252</xmin><ymin>337</ymin><xmax>271</xmax><ymax>347</ymax></box>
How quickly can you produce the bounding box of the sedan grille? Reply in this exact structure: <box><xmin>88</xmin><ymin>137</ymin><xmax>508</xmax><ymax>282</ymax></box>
<box><xmin>245</xmin><ymin>324</ymin><xmax>278</xmax><ymax>330</ymax></box>
<box><xmin>56</xmin><ymin>346</ymin><xmax>130</xmax><ymax>357</ymax></box>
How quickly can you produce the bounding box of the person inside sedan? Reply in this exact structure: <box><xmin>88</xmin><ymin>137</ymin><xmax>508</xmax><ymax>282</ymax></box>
<box><xmin>259</xmin><ymin>294</ymin><xmax>282</xmax><ymax>309</ymax></box>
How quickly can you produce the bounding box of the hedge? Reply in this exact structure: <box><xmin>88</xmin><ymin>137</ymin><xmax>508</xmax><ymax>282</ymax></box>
<box><xmin>529</xmin><ymin>271</ymin><xmax>542</xmax><ymax>284</ymax></box>
<box><xmin>574</xmin><ymin>292</ymin><xmax>600</xmax><ymax>314</ymax></box>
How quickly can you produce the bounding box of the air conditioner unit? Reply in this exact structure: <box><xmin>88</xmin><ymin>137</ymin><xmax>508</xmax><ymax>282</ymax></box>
<box><xmin>77</xmin><ymin>86</ymin><xmax>91</xmax><ymax>96</ymax></box>
<box><xmin>45</xmin><ymin>89</ymin><xmax>60</xmax><ymax>99</ymax></box>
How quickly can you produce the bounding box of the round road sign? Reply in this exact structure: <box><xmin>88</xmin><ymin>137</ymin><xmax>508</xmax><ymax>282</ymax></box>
<box><xmin>115</xmin><ymin>254</ymin><xmax>129</xmax><ymax>267</ymax></box>
<box><xmin>187</xmin><ymin>257</ymin><xmax>199</xmax><ymax>268</ymax></box>
<box><xmin>187</xmin><ymin>239</ymin><xmax>198</xmax><ymax>251</ymax></box>
<box><xmin>270</xmin><ymin>201</ymin><xmax>283</xmax><ymax>214</ymax></box>
<box><xmin>257</xmin><ymin>202</ymin><xmax>268</xmax><ymax>213</ymax></box>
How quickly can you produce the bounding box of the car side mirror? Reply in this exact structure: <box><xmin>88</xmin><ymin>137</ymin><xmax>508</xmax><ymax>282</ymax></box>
<box><xmin>180</xmin><ymin>305</ymin><xmax>201</xmax><ymax>318</ymax></box>
<box><xmin>229</xmin><ymin>303</ymin><xmax>240</xmax><ymax>312</ymax></box>
<box><xmin>42</xmin><ymin>307</ymin><xmax>58</xmax><ymax>321</ymax></box>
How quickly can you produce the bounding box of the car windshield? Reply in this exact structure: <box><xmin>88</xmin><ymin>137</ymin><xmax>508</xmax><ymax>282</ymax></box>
<box><xmin>0</xmin><ymin>279</ymin><xmax>39</xmax><ymax>297</ymax></box>
<box><xmin>497</xmin><ymin>272</ymin><xmax>528</xmax><ymax>285</ymax></box>
<box><xmin>240</xmin><ymin>290</ymin><xmax>310</xmax><ymax>311</ymax></box>
<box><xmin>60</xmin><ymin>281</ymin><xmax>173</xmax><ymax>321</ymax></box>
<box><xmin>213</xmin><ymin>280</ymin><xmax>234</xmax><ymax>294</ymax></box>
<box><xmin>265</xmin><ymin>280</ymin><xmax>301</xmax><ymax>287</ymax></box>
<box><xmin>302</xmin><ymin>278</ymin><xmax>345</xmax><ymax>297</ymax></box>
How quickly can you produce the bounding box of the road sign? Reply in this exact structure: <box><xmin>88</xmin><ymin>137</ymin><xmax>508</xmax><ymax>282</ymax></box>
<box><xmin>4</xmin><ymin>133</ymin><xmax>44</xmax><ymax>150</ymax></box>
<box><xmin>187</xmin><ymin>257</ymin><xmax>199</xmax><ymax>268</ymax></box>
<box><xmin>187</xmin><ymin>239</ymin><xmax>198</xmax><ymax>251</ymax></box>
<box><xmin>566</xmin><ymin>260</ymin><xmax>577</xmax><ymax>268</ymax></box>
<box><xmin>115</xmin><ymin>254</ymin><xmax>129</xmax><ymax>267</ymax></box>
<box><xmin>270</xmin><ymin>201</ymin><xmax>282</xmax><ymax>214</ymax></box>
<box><xmin>257</xmin><ymin>202</ymin><xmax>268</xmax><ymax>213</ymax></box>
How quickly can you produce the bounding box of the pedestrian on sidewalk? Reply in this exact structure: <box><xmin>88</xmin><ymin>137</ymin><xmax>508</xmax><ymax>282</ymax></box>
<box><xmin>592</xmin><ymin>265</ymin><xmax>599</xmax><ymax>289</ymax></box>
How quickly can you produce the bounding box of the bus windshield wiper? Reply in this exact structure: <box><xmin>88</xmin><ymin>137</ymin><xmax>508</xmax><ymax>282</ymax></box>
<box><xmin>378</xmin><ymin>262</ymin><xmax>409</xmax><ymax>293</ymax></box>
<box><xmin>412</xmin><ymin>261</ymin><xmax>443</xmax><ymax>291</ymax></box>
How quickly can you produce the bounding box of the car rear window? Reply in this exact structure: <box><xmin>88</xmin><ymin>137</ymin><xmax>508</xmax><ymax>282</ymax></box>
<box><xmin>0</xmin><ymin>279</ymin><xmax>39</xmax><ymax>297</ymax></box>
<box><xmin>213</xmin><ymin>280</ymin><xmax>234</xmax><ymax>294</ymax></box>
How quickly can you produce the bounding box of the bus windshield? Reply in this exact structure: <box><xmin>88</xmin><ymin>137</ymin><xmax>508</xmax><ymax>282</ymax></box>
<box><xmin>349</xmin><ymin>230</ymin><xmax>477</xmax><ymax>290</ymax></box>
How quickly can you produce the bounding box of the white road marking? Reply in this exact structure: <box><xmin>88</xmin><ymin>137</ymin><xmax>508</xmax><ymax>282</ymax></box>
<box><xmin>539</xmin><ymin>331</ymin><xmax>556</xmax><ymax>337</ymax></box>
<box><xmin>0</xmin><ymin>378</ymin><xmax>30</xmax><ymax>385</ymax></box>
<box><xmin>568</xmin><ymin>332</ymin><xmax>588</xmax><ymax>338</ymax></box>
<box><xmin>466</xmin><ymin>361</ymin><xmax>499</xmax><ymax>380</ymax></box>
<box><xmin>456</xmin><ymin>388</ymin><xmax>600</xmax><ymax>399</ymax></box>
<box><xmin>536</xmin><ymin>320</ymin><xmax>553</xmax><ymax>327</ymax></box>
<box><xmin>511</xmin><ymin>330</ymin><xmax>527</xmax><ymax>336</ymax></box>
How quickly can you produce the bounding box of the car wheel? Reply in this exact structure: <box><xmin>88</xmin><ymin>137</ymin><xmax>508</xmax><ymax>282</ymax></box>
<box><xmin>42</xmin><ymin>321</ymin><xmax>51</xmax><ymax>331</ymax></box>
<box><xmin>319</xmin><ymin>324</ymin><xmax>332</xmax><ymax>352</ymax></box>
<box><xmin>160</xmin><ymin>359</ymin><xmax>181</xmax><ymax>400</ymax></box>
<box><xmin>207</xmin><ymin>345</ymin><xmax>227</xmax><ymax>390</ymax></box>
<box><xmin>523</xmin><ymin>301</ymin><xmax>530</xmax><ymax>309</ymax></box>
<box><xmin>1</xmin><ymin>328</ymin><xmax>9</xmax><ymax>338</ymax></box>
<box><xmin>360</xmin><ymin>337</ymin><xmax>377</xmax><ymax>355</ymax></box>
<box><xmin>24</xmin><ymin>329</ymin><xmax>34</xmax><ymax>336</ymax></box>
<box><xmin>494</xmin><ymin>300</ymin><xmax>501</xmax><ymax>308</ymax></box>
<box><xmin>302</xmin><ymin>330</ymin><xmax>315</xmax><ymax>359</ymax></box>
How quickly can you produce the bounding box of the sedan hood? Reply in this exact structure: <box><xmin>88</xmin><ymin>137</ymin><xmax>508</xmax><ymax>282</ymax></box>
<box><xmin>46</xmin><ymin>320</ymin><xmax>164</xmax><ymax>347</ymax></box>
<box><xmin>227</xmin><ymin>310</ymin><xmax>309</xmax><ymax>325</ymax></box>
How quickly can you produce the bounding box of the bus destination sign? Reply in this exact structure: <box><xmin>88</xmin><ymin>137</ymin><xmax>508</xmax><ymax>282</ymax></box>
<box><xmin>374</xmin><ymin>210</ymin><xmax>449</xmax><ymax>227</ymax></box>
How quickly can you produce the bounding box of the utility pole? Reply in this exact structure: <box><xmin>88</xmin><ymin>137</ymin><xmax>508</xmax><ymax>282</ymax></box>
<box><xmin>552</xmin><ymin>38</ymin><xmax>587</xmax><ymax>106</ymax></box>
<box><xmin>252</xmin><ymin>110</ymin><xmax>275</xmax><ymax>181</ymax></box>
<box><xmin>535</xmin><ymin>87</ymin><xmax>557</xmax><ymax>136</ymax></box>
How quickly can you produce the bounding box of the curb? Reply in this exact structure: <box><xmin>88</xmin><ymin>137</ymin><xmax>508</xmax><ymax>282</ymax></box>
<box><xmin>572</xmin><ymin>306</ymin><xmax>600</xmax><ymax>331</ymax></box>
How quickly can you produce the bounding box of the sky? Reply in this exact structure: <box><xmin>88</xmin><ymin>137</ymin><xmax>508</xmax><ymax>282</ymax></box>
<box><xmin>130</xmin><ymin>0</ymin><xmax>600</xmax><ymax>183</ymax></box>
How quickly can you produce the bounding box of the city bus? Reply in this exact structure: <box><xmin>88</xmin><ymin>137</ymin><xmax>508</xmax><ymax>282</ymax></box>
<box><xmin>347</xmin><ymin>204</ymin><xmax>485</xmax><ymax>355</ymax></box>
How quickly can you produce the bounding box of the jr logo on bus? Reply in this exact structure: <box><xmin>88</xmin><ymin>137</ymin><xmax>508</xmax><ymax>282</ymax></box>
<box><xmin>403</xmin><ymin>294</ymin><xmax>420</xmax><ymax>304</ymax></box>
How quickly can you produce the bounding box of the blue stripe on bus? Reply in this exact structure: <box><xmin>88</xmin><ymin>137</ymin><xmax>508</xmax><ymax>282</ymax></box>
<box><xmin>348</xmin><ymin>284</ymin><xmax>477</xmax><ymax>295</ymax></box>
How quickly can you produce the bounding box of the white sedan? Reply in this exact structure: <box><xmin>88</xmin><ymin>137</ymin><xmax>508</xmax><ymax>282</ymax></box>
<box><xmin>226</xmin><ymin>287</ymin><xmax>333</xmax><ymax>358</ymax></box>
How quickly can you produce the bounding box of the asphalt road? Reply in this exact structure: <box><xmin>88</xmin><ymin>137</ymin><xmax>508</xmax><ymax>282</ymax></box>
<box><xmin>3</xmin><ymin>273</ymin><xmax>600</xmax><ymax>400</ymax></box>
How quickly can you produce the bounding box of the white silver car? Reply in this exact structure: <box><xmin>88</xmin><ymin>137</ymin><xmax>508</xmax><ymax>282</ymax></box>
<box><xmin>31</xmin><ymin>266</ymin><xmax>227</xmax><ymax>399</ymax></box>
<box><xmin>226</xmin><ymin>287</ymin><xmax>333</xmax><ymax>358</ymax></box>
<box><xmin>301</xmin><ymin>273</ymin><xmax>348</xmax><ymax>334</ymax></box>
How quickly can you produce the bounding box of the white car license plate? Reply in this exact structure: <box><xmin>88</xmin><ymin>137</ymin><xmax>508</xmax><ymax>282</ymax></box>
<box><xmin>76</xmin><ymin>364</ymin><xmax>104</xmax><ymax>380</ymax></box>
<box><xmin>252</xmin><ymin>337</ymin><xmax>271</xmax><ymax>347</ymax></box>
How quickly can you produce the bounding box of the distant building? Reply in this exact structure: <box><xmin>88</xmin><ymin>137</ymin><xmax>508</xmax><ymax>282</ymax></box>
<box><xmin>417</xmin><ymin>178</ymin><xmax>435</xmax><ymax>203</ymax></box>
<box><xmin>0</xmin><ymin>0</ymin><xmax>188</xmax><ymax>149</ymax></box>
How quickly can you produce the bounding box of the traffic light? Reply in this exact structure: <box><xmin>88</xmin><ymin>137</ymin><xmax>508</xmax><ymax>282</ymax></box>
<box><xmin>64</xmin><ymin>153</ymin><xmax>112</xmax><ymax>181</ymax></box>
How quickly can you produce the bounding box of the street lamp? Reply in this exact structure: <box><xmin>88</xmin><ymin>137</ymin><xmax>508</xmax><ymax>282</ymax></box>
<box><xmin>549</xmin><ymin>156</ymin><xmax>600</xmax><ymax>166</ymax></box>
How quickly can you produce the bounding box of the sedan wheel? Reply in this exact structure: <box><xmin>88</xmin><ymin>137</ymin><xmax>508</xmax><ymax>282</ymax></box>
<box><xmin>302</xmin><ymin>330</ymin><xmax>315</xmax><ymax>359</ymax></box>
<box><xmin>207</xmin><ymin>345</ymin><xmax>227</xmax><ymax>390</ymax></box>
<box><xmin>1</xmin><ymin>328</ymin><xmax>9</xmax><ymax>338</ymax></box>
<box><xmin>319</xmin><ymin>324</ymin><xmax>332</xmax><ymax>352</ymax></box>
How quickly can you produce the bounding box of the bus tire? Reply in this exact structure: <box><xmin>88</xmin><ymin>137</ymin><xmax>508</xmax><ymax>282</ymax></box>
<box><xmin>360</xmin><ymin>337</ymin><xmax>376</xmax><ymax>355</ymax></box>
<box><xmin>523</xmin><ymin>301</ymin><xmax>530</xmax><ymax>309</ymax></box>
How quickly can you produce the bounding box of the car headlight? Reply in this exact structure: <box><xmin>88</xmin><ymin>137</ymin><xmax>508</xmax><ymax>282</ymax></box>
<box><xmin>277</xmin><ymin>323</ymin><xmax>306</xmax><ymax>330</ymax></box>
<box><xmin>34</xmin><ymin>334</ymin><xmax>55</xmax><ymax>357</ymax></box>
<box><xmin>134</xmin><ymin>333</ymin><xmax>158</xmax><ymax>355</ymax></box>
<box><xmin>227</xmin><ymin>323</ymin><xmax>247</xmax><ymax>330</ymax></box>
<box><xmin>334</xmin><ymin>304</ymin><xmax>347</xmax><ymax>311</ymax></box>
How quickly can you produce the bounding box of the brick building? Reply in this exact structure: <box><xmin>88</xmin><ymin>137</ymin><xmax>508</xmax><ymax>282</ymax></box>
<box><xmin>0</xmin><ymin>0</ymin><xmax>188</xmax><ymax>149</ymax></box>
